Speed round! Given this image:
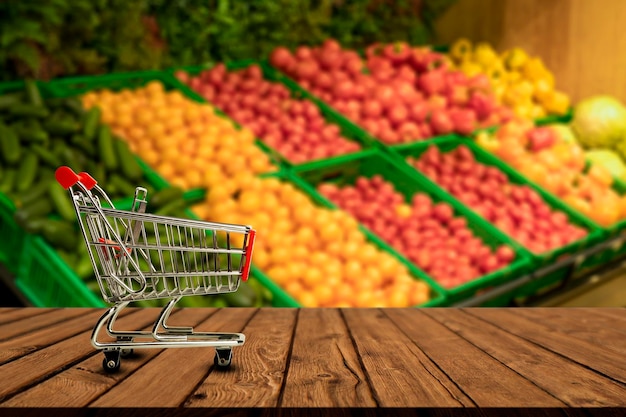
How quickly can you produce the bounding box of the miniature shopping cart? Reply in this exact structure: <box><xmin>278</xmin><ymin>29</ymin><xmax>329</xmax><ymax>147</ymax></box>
<box><xmin>55</xmin><ymin>166</ymin><xmax>256</xmax><ymax>373</ymax></box>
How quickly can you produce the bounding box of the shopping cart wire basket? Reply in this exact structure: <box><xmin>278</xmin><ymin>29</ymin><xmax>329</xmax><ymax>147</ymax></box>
<box><xmin>55</xmin><ymin>166</ymin><xmax>256</xmax><ymax>372</ymax></box>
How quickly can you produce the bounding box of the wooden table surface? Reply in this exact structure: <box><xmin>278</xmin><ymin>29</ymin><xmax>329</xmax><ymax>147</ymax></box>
<box><xmin>0</xmin><ymin>307</ymin><xmax>625</xmax><ymax>415</ymax></box>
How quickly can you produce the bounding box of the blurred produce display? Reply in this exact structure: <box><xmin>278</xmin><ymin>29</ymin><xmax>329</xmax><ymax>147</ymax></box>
<box><xmin>81</xmin><ymin>81</ymin><xmax>275</xmax><ymax>191</ymax></box>
<box><xmin>2</xmin><ymin>19</ymin><xmax>626</xmax><ymax>309</ymax></box>
<box><xmin>447</xmin><ymin>39</ymin><xmax>571</xmax><ymax>119</ymax></box>
<box><xmin>476</xmin><ymin>121</ymin><xmax>626</xmax><ymax>226</ymax></box>
<box><xmin>0</xmin><ymin>0</ymin><xmax>456</xmax><ymax>82</ymax></box>
<box><xmin>176</xmin><ymin>63</ymin><xmax>362</xmax><ymax>164</ymax></box>
<box><xmin>270</xmin><ymin>40</ymin><xmax>514</xmax><ymax>144</ymax></box>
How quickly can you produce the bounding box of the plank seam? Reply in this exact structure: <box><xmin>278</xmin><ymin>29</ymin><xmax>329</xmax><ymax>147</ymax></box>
<box><xmin>0</xmin><ymin>309</ymin><xmax>138</xmax><ymax>368</ymax></box>
<box><xmin>180</xmin><ymin>308</ymin><xmax>261</xmax><ymax>408</ymax></box>
<box><xmin>382</xmin><ymin>309</ymin><xmax>477</xmax><ymax>407</ymax></box>
<box><xmin>0</xmin><ymin>350</ymin><xmax>100</xmax><ymax>404</ymax></box>
<box><xmin>339</xmin><ymin>308</ymin><xmax>381</xmax><ymax>408</ymax></box>
<box><xmin>0</xmin><ymin>308</ymin><xmax>60</xmax><ymax>326</ymax></box>
<box><xmin>275</xmin><ymin>308</ymin><xmax>300</xmax><ymax>408</ymax></box>
<box><xmin>423</xmin><ymin>309</ymin><xmax>569</xmax><ymax>407</ymax></box>
<box><xmin>462</xmin><ymin>309</ymin><xmax>626</xmax><ymax>389</ymax></box>
<box><xmin>0</xmin><ymin>310</ymin><xmax>95</xmax><ymax>343</ymax></box>
<box><xmin>82</xmin><ymin>307</ymin><xmax>205</xmax><ymax>408</ymax></box>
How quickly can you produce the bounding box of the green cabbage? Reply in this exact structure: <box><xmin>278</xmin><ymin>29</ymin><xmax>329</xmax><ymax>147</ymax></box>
<box><xmin>585</xmin><ymin>149</ymin><xmax>626</xmax><ymax>182</ymax></box>
<box><xmin>571</xmin><ymin>96</ymin><xmax>626</xmax><ymax>148</ymax></box>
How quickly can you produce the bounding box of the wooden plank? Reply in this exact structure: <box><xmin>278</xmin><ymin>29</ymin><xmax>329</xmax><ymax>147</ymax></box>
<box><xmin>341</xmin><ymin>308</ymin><xmax>475</xmax><ymax>407</ymax></box>
<box><xmin>384</xmin><ymin>309</ymin><xmax>566</xmax><ymax>407</ymax></box>
<box><xmin>467</xmin><ymin>308</ymin><xmax>626</xmax><ymax>384</ymax></box>
<box><xmin>0</xmin><ymin>308</ymin><xmax>90</xmax><ymax>342</ymax></box>
<box><xmin>513</xmin><ymin>308</ymin><xmax>626</xmax><ymax>355</ymax></box>
<box><xmin>1</xmin><ymin>308</ymin><xmax>216</xmax><ymax>407</ymax></box>
<box><xmin>185</xmin><ymin>308</ymin><xmax>297</xmax><ymax>408</ymax></box>
<box><xmin>423</xmin><ymin>309</ymin><xmax>626</xmax><ymax>407</ymax></box>
<box><xmin>0</xmin><ymin>309</ymin><xmax>107</xmax><ymax>365</ymax></box>
<box><xmin>0</xmin><ymin>308</ymin><xmax>57</xmax><ymax>326</ymax></box>
<box><xmin>89</xmin><ymin>308</ymin><xmax>258</xmax><ymax>408</ymax></box>
<box><xmin>278</xmin><ymin>308</ymin><xmax>376</xmax><ymax>407</ymax></box>
<box><xmin>0</xmin><ymin>307</ymin><xmax>156</xmax><ymax>401</ymax></box>
<box><xmin>585</xmin><ymin>308</ymin><xmax>626</xmax><ymax>322</ymax></box>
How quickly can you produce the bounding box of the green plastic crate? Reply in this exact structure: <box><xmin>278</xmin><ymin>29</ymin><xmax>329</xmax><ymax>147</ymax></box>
<box><xmin>244</xmin><ymin>169</ymin><xmax>447</xmax><ymax>307</ymax></box>
<box><xmin>291</xmin><ymin>148</ymin><xmax>532</xmax><ymax>305</ymax></box>
<box><xmin>15</xmin><ymin>234</ymin><xmax>105</xmax><ymax>308</ymax></box>
<box><xmin>168</xmin><ymin>60</ymin><xmax>379</xmax><ymax>167</ymax></box>
<box><xmin>0</xmin><ymin>193</ymin><xmax>24</xmax><ymax>275</ymax></box>
<box><xmin>391</xmin><ymin>136</ymin><xmax>606</xmax><ymax>299</ymax></box>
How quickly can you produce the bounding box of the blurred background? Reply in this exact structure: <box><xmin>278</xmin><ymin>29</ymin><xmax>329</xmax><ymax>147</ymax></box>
<box><xmin>1</xmin><ymin>0</ymin><xmax>626</xmax><ymax>309</ymax></box>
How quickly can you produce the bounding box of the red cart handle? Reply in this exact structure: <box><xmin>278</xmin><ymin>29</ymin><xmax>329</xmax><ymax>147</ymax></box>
<box><xmin>241</xmin><ymin>229</ymin><xmax>256</xmax><ymax>282</ymax></box>
<box><xmin>55</xmin><ymin>166</ymin><xmax>98</xmax><ymax>190</ymax></box>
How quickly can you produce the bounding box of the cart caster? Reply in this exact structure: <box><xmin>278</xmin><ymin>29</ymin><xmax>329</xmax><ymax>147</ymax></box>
<box><xmin>214</xmin><ymin>348</ymin><xmax>232</xmax><ymax>369</ymax></box>
<box><xmin>102</xmin><ymin>351</ymin><xmax>121</xmax><ymax>373</ymax></box>
<box><xmin>120</xmin><ymin>348</ymin><xmax>134</xmax><ymax>357</ymax></box>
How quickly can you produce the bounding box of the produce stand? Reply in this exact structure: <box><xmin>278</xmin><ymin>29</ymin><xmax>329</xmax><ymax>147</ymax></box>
<box><xmin>1</xmin><ymin>44</ymin><xmax>626</xmax><ymax>308</ymax></box>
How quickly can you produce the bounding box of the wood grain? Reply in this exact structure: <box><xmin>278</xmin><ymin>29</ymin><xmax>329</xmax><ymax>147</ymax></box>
<box><xmin>467</xmin><ymin>308</ymin><xmax>626</xmax><ymax>384</ymax></box>
<box><xmin>0</xmin><ymin>308</ymin><xmax>218</xmax><ymax>407</ymax></box>
<box><xmin>0</xmin><ymin>308</ymin><xmax>108</xmax><ymax>365</ymax></box>
<box><xmin>0</xmin><ymin>308</ymin><xmax>156</xmax><ymax>401</ymax></box>
<box><xmin>89</xmin><ymin>308</ymin><xmax>258</xmax><ymax>407</ymax></box>
<box><xmin>385</xmin><ymin>309</ymin><xmax>566</xmax><ymax>407</ymax></box>
<box><xmin>279</xmin><ymin>308</ymin><xmax>376</xmax><ymax>407</ymax></box>
<box><xmin>341</xmin><ymin>308</ymin><xmax>474</xmax><ymax>407</ymax></box>
<box><xmin>0</xmin><ymin>308</ymin><xmax>58</xmax><ymax>326</ymax></box>
<box><xmin>434</xmin><ymin>0</ymin><xmax>626</xmax><ymax>103</ymax></box>
<box><xmin>513</xmin><ymin>308</ymin><xmax>626</xmax><ymax>355</ymax></box>
<box><xmin>0</xmin><ymin>308</ymin><xmax>88</xmax><ymax>342</ymax></box>
<box><xmin>186</xmin><ymin>308</ymin><xmax>297</xmax><ymax>408</ymax></box>
<box><xmin>423</xmin><ymin>308</ymin><xmax>626</xmax><ymax>407</ymax></box>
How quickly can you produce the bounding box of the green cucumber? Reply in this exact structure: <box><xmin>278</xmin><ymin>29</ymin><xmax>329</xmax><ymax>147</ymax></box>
<box><xmin>0</xmin><ymin>167</ymin><xmax>17</xmax><ymax>193</ymax></box>
<box><xmin>31</xmin><ymin>145</ymin><xmax>61</xmax><ymax>168</ymax></box>
<box><xmin>97</xmin><ymin>124</ymin><xmax>117</xmax><ymax>170</ymax></box>
<box><xmin>14</xmin><ymin>199</ymin><xmax>54</xmax><ymax>228</ymax></box>
<box><xmin>70</xmin><ymin>133</ymin><xmax>95</xmax><ymax>156</ymax></box>
<box><xmin>75</xmin><ymin>254</ymin><xmax>95</xmax><ymax>280</ymax></box>
<box><xmin>15</xmin><ymin>126</ymin><xmax>49</xmax><ymax>144</ymax></box>
<box><xmin>149</xmin><ymin>186</ymin><xmax>184</xmax><ymax>209</ymax></box>
<box><xmin>9</xmin><ymin>103</ymin><xmax>49</xmax><ymax>118</ymax></box>
<box><xmin>0</xmin><ymin>91</ymin><xmax>26</xmax><ymax>110</ymax></box>
<box><xmin>41</xmin><ymin>219</ymin><xmax>78</xmax><ymax>251</ymax></box>
<box><xmin>115</xmin><ymin>139</ymin><xmax>143</xmax><ymax>181</ymax></box>
<box><xmin>15</xmin><ymin>152</ymin><xmax>38</xmax><ymax>193</ymax></box>
<box><xmin>61</xmin><ymin>147</ymin><xmax>84</xmax><ymax>173</ymax></box>
<box><xmin>109</xmin><ymin>173</ymin><xmax>137</xmax><ymax>197</ymax></box>
<box><xmin>83</xmin><ymin>107</ymin><xmax>101</xmax><ymax>141</ymax></box>
<box><xmin>153</xmin><ymin>199</ymin><xmax>186</xmax><ymax>217</ymax></box>
<box><xmin>48</xmin><ymin>182</ymin><xmax>76</xmax><ymax>221</ymax></box>
<box><xmin>14</xmin><ymin>177</ymin><xmax>52</xmax><ymax>208</ymax></box>
<box><xmin>43</xmin><ymin>119</ymin><xmax>79</xmax><ymax>136</ymax></box>
<box><xmin>0</xmin><ymin>124</ymin><xmax>21</xmax><ymax>164</ymax></box>
<box><xmin>24</xmin><ymin>80</ymin><xmax>43</xmax><ymax>106</ymax></box>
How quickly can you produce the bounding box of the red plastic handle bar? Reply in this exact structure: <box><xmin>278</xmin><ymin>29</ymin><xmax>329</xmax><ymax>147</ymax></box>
<box><xmin>55</xmin><ymin>166</ymin><xmax>81</xmax><ymax>189</ymax></box>
<box><xmin>78</xmin><ymin>172</ymin><xmax>98</xmax><ymax>190</ymax></box>
<box><xmin>241</xmin><ymin>229</ymin><xmax>256</xmax><ymax>282</ymax></box>
<box><xmin>55</xmin><ymin>166</ymin><xmax>98</xmax><ymax>190</ymax></box>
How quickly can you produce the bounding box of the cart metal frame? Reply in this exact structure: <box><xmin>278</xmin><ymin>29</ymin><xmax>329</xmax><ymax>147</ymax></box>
<box><xmin>55</xmin><ymin>166</ymin><xmax>256</xmax><ymax>372</ymax></box>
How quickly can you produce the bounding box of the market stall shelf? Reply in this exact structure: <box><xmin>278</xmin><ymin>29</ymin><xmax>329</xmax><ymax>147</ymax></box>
<box><xmin>0</xmin><ymin>307</ymin><xmax>624</xmax><ymax>412</ymax></box>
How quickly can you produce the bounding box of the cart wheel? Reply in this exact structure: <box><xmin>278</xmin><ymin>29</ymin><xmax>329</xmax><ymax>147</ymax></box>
<box><xmin>102</xmin><ymin>351</ymin><xmax>121</xmax><ymax>373</ymax></box>
<box><xmin>214</xmin><ymin>348</ymin><xmax>232</xmax><ymax>369</ymax></box>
